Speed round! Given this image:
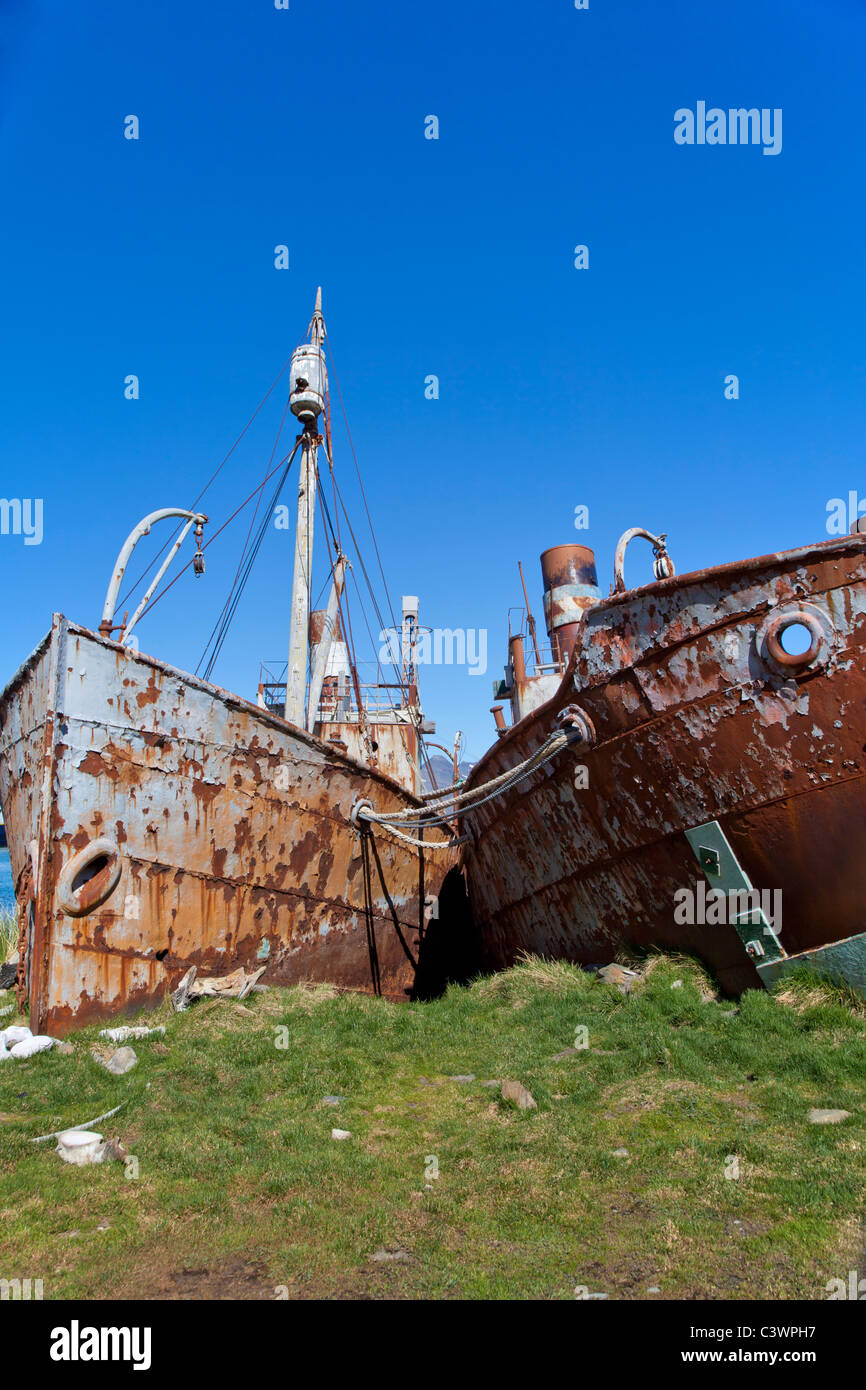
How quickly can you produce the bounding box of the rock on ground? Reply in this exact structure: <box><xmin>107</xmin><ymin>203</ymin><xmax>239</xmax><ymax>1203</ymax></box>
<box><xmin>501</xmin><ymin>1079</ymin><xmax>537</xmax><ymax>1110</ymax></box>
<box><xmin>101</xmin><ymin>1047</ymin><xmax>138</xmax><ymax>1076</ymax></box>
<box><xmin>596</xmin><ymin>964</ymin><xmax>640</xmax><ymax>995</ymax></box>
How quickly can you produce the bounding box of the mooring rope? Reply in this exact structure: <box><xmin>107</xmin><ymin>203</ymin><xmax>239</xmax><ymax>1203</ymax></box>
<box><xmin>353</xmin><ymin>726</ymin><xmax>582</xmax><ymax>848</ymax></box>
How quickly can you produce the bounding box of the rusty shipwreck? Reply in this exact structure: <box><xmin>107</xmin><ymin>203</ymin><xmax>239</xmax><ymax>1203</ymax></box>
<box><xmin>0</xmin><ymin>292</ymin><xmax>465</xmax><ymax>1035</ymax></box>
<box><xmin>457</xmin><ymin>525</ymin><xmax>866</xmax><ymax>998</ymax></box>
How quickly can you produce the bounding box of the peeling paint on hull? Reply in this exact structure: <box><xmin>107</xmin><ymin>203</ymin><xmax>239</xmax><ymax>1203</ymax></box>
<box><xmin>0</xmin><ymin>617</ymin><xmax>459</xmax><ymax>1035</ymax></box>
<box><xmin>460</xmin><ymin>535</ymin><xmax>866</xmax><ymax>997</ymax></box>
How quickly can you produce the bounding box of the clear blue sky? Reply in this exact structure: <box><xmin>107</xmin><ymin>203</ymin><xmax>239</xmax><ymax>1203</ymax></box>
<box><xmin>1</xmin><ymin>0</ymin><xmax>864</xmax><ymax>759</ymax></box>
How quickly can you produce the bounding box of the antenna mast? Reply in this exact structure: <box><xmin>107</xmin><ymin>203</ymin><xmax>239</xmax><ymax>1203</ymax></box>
<box><xmin>518</xmin><ymin>560</ymin><xmax>542</xmax><ymax>667</ymax></box>
<box><xmin>284</xmin><ymin>289</ymin><xmax>327</xmax><ymax>725</ymax></box>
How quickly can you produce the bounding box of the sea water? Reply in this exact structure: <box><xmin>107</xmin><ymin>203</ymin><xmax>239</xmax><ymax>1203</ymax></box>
<box><xmin>0</xmin><ymin>848</ymin><xmax>14</xmax><ymax>912</ymax></box>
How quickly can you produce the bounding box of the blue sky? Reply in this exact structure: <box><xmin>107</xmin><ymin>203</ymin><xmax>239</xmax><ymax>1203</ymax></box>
<box><xmin>1</xmin><ymin>0</ymin><xmax>864</xmax><ymax>758</ymax></box>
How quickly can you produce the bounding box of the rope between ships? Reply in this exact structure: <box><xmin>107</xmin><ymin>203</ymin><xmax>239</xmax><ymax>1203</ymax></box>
<box><xmin>353</xmin><ymin>727</ymin><xmax>580</xmax><ymax>849</ymax></box>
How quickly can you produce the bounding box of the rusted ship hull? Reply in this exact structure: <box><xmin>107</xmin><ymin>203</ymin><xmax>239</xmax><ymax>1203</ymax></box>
<box><xmin>460</xmin><ymin>535</ymin><xmax>866</xmax><ymax>997</ymax></box>
<box><xmin>0</xmin><ymin>616</ymin><xmax>459</xmax><ymax>1035</ymax></box>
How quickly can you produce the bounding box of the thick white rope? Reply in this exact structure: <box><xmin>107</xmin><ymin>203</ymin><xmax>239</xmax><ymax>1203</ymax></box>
<box><xmin>356</xmin><ymin>820</ymin><xmax>471</xmax><ymax>850</ymax></box>
<box><xmin>361</xmin><ymin>729</ymin><xmax>575</xmax><ymax>825</ymax></box>
<box><xmin>354</xmin><ymin>727</ymin><xmax>580</xmax><ymax>845</ymax></box>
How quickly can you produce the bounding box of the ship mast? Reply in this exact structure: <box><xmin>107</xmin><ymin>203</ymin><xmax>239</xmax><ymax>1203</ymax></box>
<box><xmin>284</xmin><ymin>289</ymin><xmax>327</xmax><ymax>725</ymax></box>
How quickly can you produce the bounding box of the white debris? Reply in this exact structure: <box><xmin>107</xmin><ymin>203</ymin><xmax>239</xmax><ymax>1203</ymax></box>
<box><xmin>98</xmin><ymin>1025</ymin><xmax>165</xmax><ymax>1042</ymax></box>
<box><xmin>55</xmin><ymin>1130</ymin><xmax>105</xmax><ymax>1166</ymax></box>
<box><xmin>331</xmin><ymin>1128</ymin><xmax>352</xmax><ymax>1141</ymax></box>
<box><xmin>1</xmin><ymin>1025</ymin><xmax>32</xmax><ymax>1047</ymax></box>
<box><xmin>32</xmin><ymin>1102</ymin><xmax>126</xmax><ymax>1145</ymax></box>
<box><xmin>10</xmin><ymin>1035</ymin><xmax>55</xmax><ymax>1059</ymax></box>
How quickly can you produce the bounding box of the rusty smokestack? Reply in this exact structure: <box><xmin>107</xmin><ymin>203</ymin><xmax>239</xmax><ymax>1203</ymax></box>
<box><xmin>509</xmin><ymin>632</ymin><xmax>526</xmax><ymax>685</ymax></box>
<box><xmin>540</xmin><ymin>544</ymin><xmax>601</xmax><ymax>664</ymax></box>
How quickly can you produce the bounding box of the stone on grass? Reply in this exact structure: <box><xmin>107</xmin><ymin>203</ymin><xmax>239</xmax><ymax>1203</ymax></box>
<box><xmin>597</xmin><ymin>964</ymin><xmax>639</xmax><ymax>995</ymax></box>
<box><xmin>808</xmin><ymin>1108</ymin><xmax>852</xmax><ymax>1125</ymax></box>
<box><xmin>368</xmin><ymin>1248</ymin><xmax>410</xmax><ymax>1263</ymax></box>
<box><xmin>331</xmin><ymin>1128</ymin><xmax>352</xmax><ymax>1141</ymax></box>
<box><xmin>449</xmin><ymin>1074</ymin><xmax>475</xmax><ymax>1083</ymax></box>
<box><xmin>612</xmin><ymin>1148</ymin><xmax>629</xmax><ymax>1158</ymax></box>
<box><xmin>322</xmin><ymin>1095</ymin><xmax>344</xmax><ymax>1106</ymax></box>
<box><xmin>99</xmin><ymin>1139</ymin><xmax>128</xmax><ymax>1163</ymax></box>
<box><xmin>501</xmin><ymin>1079</ymin><xmax>537</xmax><ymax>1110</ymax></box>
<box><xmin>102</xmin><ymin>1047</ymin><xmax>138</xmax><ymax>1076</ymax></box>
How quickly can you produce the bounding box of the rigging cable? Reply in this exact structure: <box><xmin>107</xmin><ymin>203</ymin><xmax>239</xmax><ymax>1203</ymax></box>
<box><xmin>198</xmin><ymin>441</ymin><xmax>300</xmax><ymax>681</ymax></box>
<box><xmin>314</xmin><ymin>471</ymin><xmax>369</xmax><ymax>746</ymax></box>
<box><xmin>196</xmin><ymin>397</ymin><xmax>293</xmax><ymax>675</ymax></box>
<box><xmin>116</xmin><ymin>349</ymin><xmax>297</xmax><ymax>611</ymax></box>
<box><xmin>325</xmin><ymin>337</ymin><xmax>402</xmax><ymax>652</ymax></box>
<box><xmin>136</xmin><ymin>442</ymin><xmax>299</xmax><ymax>625</ymax></box>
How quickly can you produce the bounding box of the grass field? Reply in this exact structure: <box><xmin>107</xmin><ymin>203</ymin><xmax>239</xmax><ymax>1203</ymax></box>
<box><xmin>0</xmin><ymin>953</ymin><xmax>863</xmax><ymax>1301</ymax></box>
<box><xmin>0</xmin><ymin>910</ymin><xmax>16</xmax><ymax>965</ymax></box>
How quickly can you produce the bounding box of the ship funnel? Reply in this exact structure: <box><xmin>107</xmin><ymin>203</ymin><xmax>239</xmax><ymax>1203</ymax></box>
<box><xmin>539</xmin><ymin>544</ymin><xmax>601</xmax><ymax>663</ymax></box>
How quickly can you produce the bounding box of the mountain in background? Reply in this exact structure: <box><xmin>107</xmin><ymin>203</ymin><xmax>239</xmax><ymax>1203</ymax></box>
<box><xmin>421</xmin><ymin>755</ymin><xmax>476</xmax><ymax>794</ymax></box>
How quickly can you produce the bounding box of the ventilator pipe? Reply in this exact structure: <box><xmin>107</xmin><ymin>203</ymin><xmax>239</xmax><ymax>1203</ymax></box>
<box><xmin>612</xmin><ymin>528</ymin><xmax>675</xmax><ymax>594</ymax></box>
<box><xmin>100</xmin><ymin>509</ymin><xmax>208</xmax><ymax>638</ymax></box>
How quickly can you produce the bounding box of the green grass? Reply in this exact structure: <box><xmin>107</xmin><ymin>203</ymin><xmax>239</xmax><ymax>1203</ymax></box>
<box><xmin>0</xmin><ymin>910</ymin><xmax>17</xmax><ymax>964</ymax></box>
<box><xmin>0</xmin><ymin>953</ymin><xmax>864</xmax><ymax>1300</ymax></box>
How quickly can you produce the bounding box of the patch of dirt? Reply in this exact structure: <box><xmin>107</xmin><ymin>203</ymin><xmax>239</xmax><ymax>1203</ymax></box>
<box><xmin>291</xmin><ymin>1266</ymin><xmax>446</xmax><ymax>1300</ymax></box>
<box><xmin>603</xmin><ymin>1077</ymin><xmax>702</xmax><ymax>1115</ymax></box>
<box><xmin>133</xmin><ymin>1256</ymin><xmax>275</xmax><ymax>1300</ymax></box>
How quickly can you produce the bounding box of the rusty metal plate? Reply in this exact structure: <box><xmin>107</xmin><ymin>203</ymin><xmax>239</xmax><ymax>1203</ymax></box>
<box><xmin>0</xmin><ymin>617</ymin><xmax>460</xmax><ymax>1034</ymax></box>
<box><xmin>460</xmin><ymin>535</ymin><xmax>866</xmax><ymax>997</ymax></box>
